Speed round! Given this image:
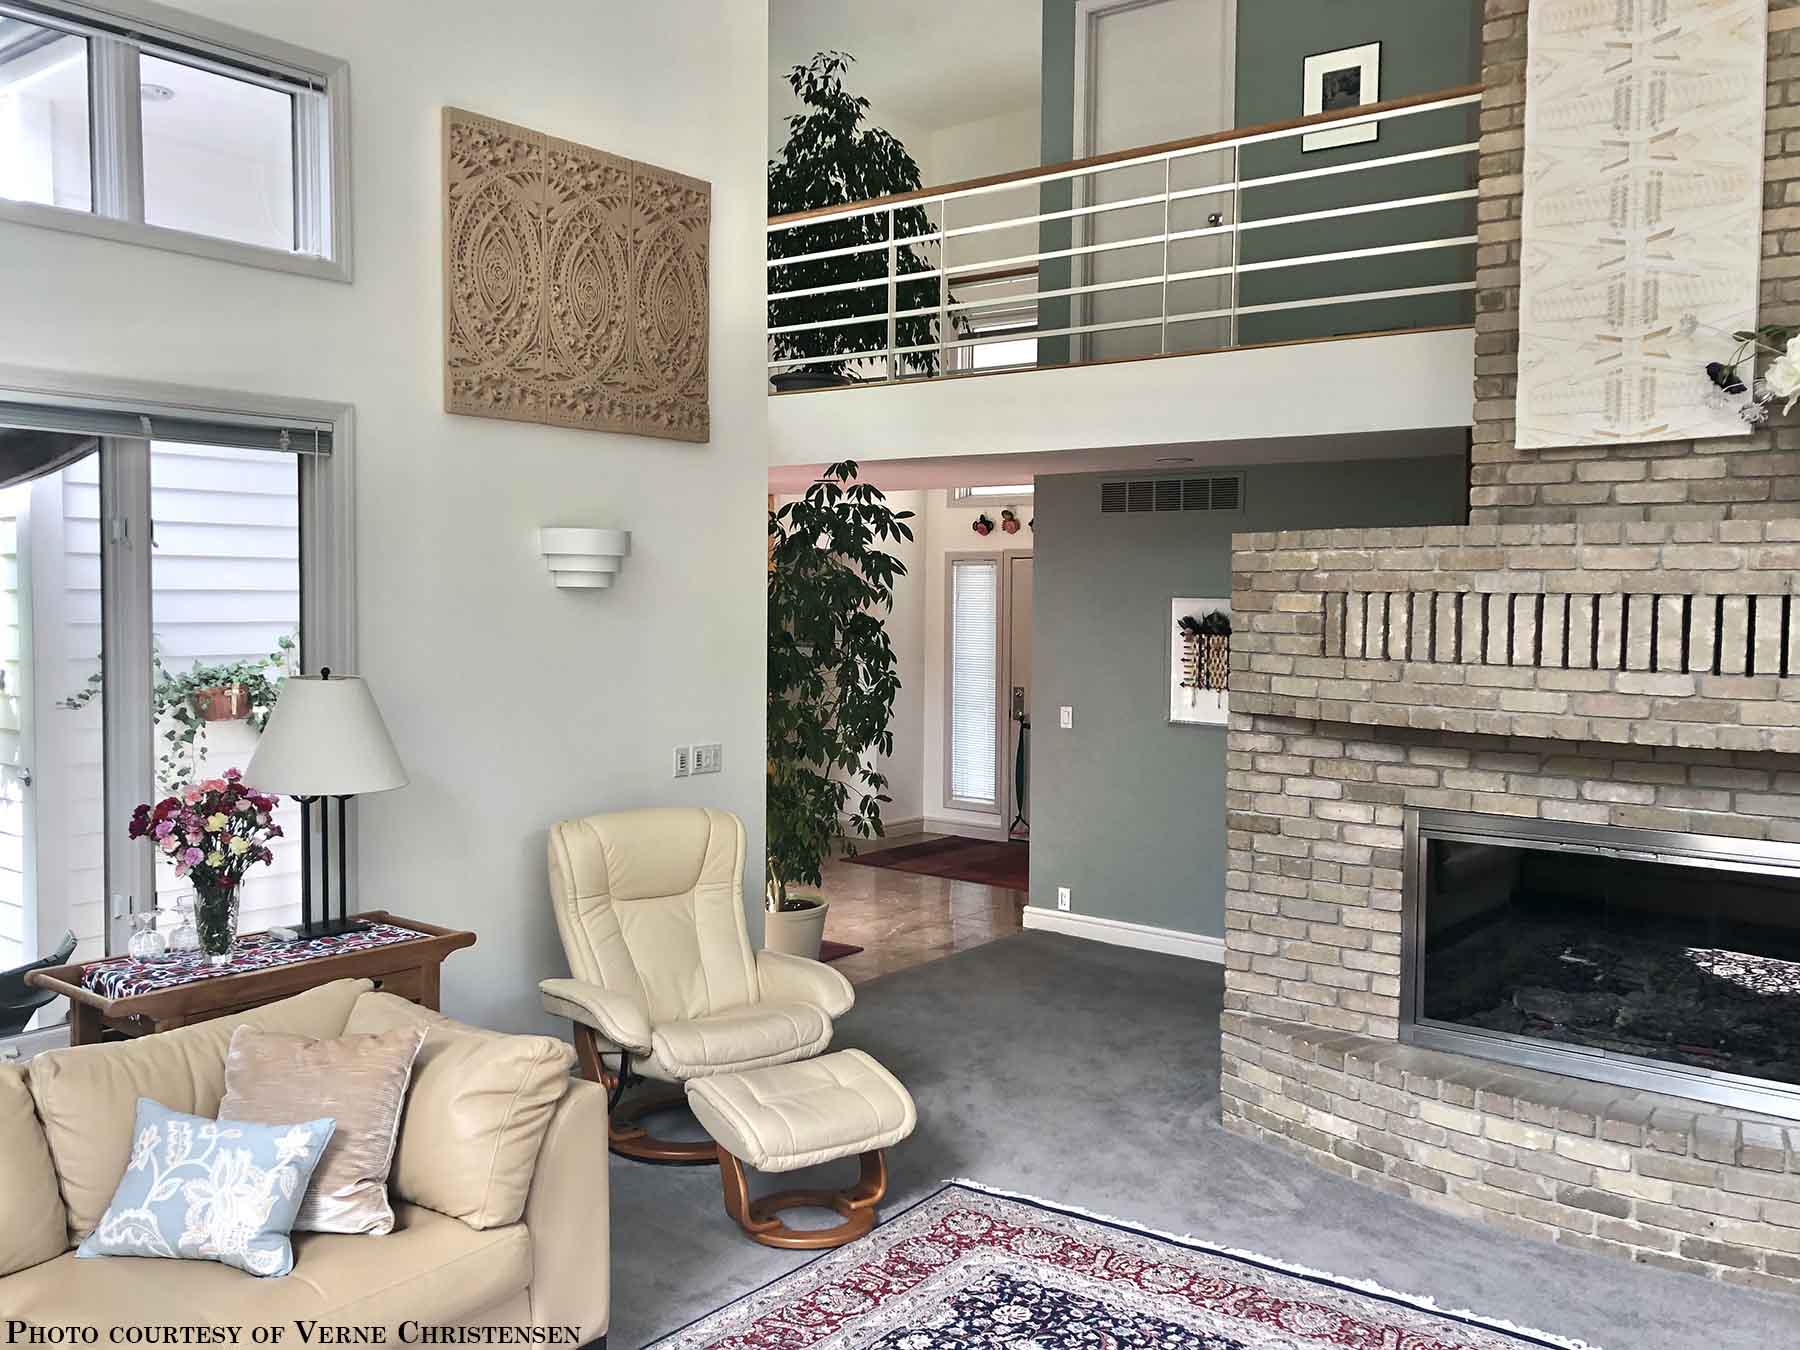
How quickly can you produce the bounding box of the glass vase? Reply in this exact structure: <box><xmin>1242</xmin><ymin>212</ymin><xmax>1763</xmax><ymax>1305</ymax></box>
<box><xmin>193</xmin><ymin>878</ymin><xmax>241</xmax><ymax>966</ymax></box>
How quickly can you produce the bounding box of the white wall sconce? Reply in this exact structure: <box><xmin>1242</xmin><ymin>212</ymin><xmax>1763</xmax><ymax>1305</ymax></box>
<box><xmin>539</xmin><ymin>527</ymin><xmax>631</xmax><ymax>589</ymax></box>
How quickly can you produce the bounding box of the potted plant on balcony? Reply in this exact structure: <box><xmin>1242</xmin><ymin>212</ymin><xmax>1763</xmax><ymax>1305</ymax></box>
<box><xmin>766</xmin><ymin>461</ymin><xmax>913</xmax><ymax>958</ymax></box>
<box><xmin>768</xmin><ymin>51</ymin><xmax>961</xmax><ymax>389</ymax></box>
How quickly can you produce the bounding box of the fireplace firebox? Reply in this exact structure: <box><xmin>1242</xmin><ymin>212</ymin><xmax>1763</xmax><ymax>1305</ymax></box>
<box><xmin>1402</xmin><ymin>809</ymin><xmax>1800</xmax><ymax>1120</ymax></box>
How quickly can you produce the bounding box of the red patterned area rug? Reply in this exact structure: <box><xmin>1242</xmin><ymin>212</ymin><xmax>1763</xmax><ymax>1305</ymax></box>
<box><xmin>650</xmin><ymin>1183</ymin><xmax>1596</xmax><ymax>1350</ymax></box>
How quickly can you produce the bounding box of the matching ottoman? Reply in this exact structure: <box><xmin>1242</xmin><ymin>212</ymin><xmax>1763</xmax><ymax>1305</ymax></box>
<box><xmin>685</xmin><ymin>1048</ymin><xmax>917</xmax><ymax>1248</ymax></box>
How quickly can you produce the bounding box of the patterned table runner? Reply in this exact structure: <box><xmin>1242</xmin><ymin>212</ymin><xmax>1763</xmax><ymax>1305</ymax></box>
<box><xmin>81</xmin><ymin>922</ymin><xmax>421</xmax><ymax>1001</ymax></box>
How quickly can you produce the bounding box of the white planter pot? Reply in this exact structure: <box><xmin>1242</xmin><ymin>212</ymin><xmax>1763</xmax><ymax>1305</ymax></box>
<box><xmin>763</xmin><ymin>897</ymin><xmax>829</xmax><ymax>961</ymax></box>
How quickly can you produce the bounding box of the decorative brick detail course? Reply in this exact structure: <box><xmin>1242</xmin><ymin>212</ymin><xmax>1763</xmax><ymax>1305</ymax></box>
<box><xmin>1231</xmin><ymin>522</ymin><xmax>1800</xmax><ymax>753</ymax></box>
<box><xmin>1220</xmin><ymin>1014</ymin><xmax>1800</xmax><ymax>1294</ymax></box>
<box><xmin>1472</xmin><ymin>0</ymin><xmax>1800</xmax><ymax>525</ymax></box>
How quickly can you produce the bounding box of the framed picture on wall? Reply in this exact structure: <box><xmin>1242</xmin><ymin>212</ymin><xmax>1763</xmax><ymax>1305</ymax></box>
<box><xmin>1169</xmin><ymin>597</ymin><xmax>1231</xmax><ymax>727</ymax></box>
<box><xmin>1302</xmin><ymin>42</ymin><xmax>1381</xmax><ymax>151</ymax></box>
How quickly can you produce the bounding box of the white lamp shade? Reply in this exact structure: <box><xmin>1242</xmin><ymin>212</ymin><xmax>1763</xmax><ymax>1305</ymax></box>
<box><xmin>244</xmin><ymin>674</ymin><xmax>408</xmax><ymax>797</ymax></box>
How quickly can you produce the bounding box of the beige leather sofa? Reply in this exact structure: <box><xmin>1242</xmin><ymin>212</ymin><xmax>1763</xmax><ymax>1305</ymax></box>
<box><xmin>0</xmin><ymin>978</ymin><xmax>609</xmax><ymax>1344</ymax></box>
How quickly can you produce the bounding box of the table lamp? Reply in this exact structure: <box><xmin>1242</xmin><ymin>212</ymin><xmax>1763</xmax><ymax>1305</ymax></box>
<box><xmin>245</xmin><ymin>668</ymin><xmax>407</xmax><ymax>938</ymax></box>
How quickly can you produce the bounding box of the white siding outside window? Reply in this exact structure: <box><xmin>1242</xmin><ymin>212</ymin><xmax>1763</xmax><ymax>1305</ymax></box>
<box><xmin>948</xmin><ymin>557</ymin><xmax>999</xmax><ymax>807</ymax></box>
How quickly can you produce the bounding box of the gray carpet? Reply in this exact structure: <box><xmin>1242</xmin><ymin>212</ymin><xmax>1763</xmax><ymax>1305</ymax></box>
<box><xmin>608</xmin><ymin>932</ymin><xmax>1799</xmax><ymax>1348</ymax></box>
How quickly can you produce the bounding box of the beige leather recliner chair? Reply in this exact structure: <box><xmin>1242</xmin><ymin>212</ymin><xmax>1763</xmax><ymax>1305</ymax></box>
<box><xmin>539</xmin><ymin>806</ymin><xmax>854</xmax><ymax>1162</ymax></box>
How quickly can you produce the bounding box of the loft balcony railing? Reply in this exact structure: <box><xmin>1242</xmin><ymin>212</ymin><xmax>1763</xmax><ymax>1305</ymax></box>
<box><xmin>767</xmin><ymin>84</ymin><xmax>1481</xmax><ymax>390</ymax></box>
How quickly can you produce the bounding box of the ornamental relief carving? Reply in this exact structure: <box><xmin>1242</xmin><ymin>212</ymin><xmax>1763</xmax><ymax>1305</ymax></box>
<box><xmin>443</xmin><ymin>107</ymin><xmax>709</xmax><ymax>442</ymax></box>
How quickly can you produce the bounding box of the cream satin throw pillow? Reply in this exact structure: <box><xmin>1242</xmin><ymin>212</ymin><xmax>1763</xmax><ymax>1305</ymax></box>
<box><xmin>219</xmin><ymin>1023</ymin><xmax>426</xmax><ymax>1235</ymax></box>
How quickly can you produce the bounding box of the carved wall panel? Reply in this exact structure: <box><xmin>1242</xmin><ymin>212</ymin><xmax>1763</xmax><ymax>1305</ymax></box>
<box><xmin>444</xmin><ymin>107</ymin><xmax>709</xmax><ymax>442</ymax></box>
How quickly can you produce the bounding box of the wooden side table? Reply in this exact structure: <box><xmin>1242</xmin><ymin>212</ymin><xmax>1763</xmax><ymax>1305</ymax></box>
<box><xmin>26</xmin><ymin>910</ymin><xmax>476</xmax><ymax>1045</ymax></box>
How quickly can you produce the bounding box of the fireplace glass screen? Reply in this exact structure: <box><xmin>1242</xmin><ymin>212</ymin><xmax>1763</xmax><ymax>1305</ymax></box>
<box><xmin>1414</xmin><ymin>820</ymin><xmax>1800</xmax><ymax>1101</ymax></box>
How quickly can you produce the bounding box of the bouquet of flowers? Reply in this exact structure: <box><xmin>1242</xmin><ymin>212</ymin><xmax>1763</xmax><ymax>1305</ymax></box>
<box><xmin>129</xmin><ymin>769</ymin><xmax>282</xmax><ymax>962</ymax></box>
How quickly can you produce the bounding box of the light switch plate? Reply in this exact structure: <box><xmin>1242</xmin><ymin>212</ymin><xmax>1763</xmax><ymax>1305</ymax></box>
<box><xmin>673</xmin><ymin>745</ymin><xmax>691</xmax><ymax>778</ymax></box>
<box><xmin>692</xmin><ymin>742</ymin><xmax>723</xmax><ymax>775</ymax></box>
<box><xmin>1059</xmin><ymin>706</ymin><xmax>1073</xmax><ymax>729</ymax></box>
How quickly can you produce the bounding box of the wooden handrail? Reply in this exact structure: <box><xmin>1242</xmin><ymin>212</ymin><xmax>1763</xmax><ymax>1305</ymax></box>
<box><xmin>768</xmin><ymin>83</ymin><xmax>1483</xmax><ymax>228</ymax></box>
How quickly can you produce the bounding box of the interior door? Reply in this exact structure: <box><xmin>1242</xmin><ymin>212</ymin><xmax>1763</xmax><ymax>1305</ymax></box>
<box><xmin>1075</xmin><ymin>0</ymin><xmax>1237</xmax><ymax>360</ymax></box>
<box><xmin>1005</xmin><ymin>554</ymin><xmax>1033</xmax><ymax>839</ymax></box>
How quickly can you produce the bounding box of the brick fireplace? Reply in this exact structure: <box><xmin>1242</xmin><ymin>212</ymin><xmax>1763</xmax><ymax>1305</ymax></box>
<box><xmin>1219</xmin><ymin>0</ymin><xmax>1800</xmax><ymax>1297</ymax></box>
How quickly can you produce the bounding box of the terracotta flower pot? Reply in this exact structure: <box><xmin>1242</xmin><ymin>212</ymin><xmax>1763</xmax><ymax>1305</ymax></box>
<box><xmin>763</xmin><ymin>896</ymin><xmax>830</xmax><ymax>961</ymax></box>
<box><xmin>192</xmin><ymin>685</ymin><xmax>250</xmax><ymax>722</ymax></box>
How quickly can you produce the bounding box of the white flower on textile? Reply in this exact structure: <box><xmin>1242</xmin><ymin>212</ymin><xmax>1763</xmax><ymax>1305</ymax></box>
<box><xmin>1764</xmin><ymin>336</ymin><xmax>1800</xmax><ymax>412</ymax></box>
<box><xmin>130</xmin><ymin>1125</ymin><xmax>157</xmax><ymax>1172</ymax></box>
<box><xmin>181</xmin><ymin>1146</ymin><xmax>287</xmax><ymax>1276</ymax></box>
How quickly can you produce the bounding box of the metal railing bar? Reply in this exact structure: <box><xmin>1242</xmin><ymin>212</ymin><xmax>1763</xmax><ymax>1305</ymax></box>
<box><xmin>1236</xmin><ymin>141</ymin><xmax>1479</xmax><ymax>193</ymax></box>
<box><xmin>773</xmin><ymin>170</ymin><xmax>1478</xmax><ymax>277</ymax></box>
<box><xmin>772</xmin><ymin>234</ymin><xmax>1478</xmax><ymax>338</ymax></box>
<box><xmin>767</xmin><ymin>281</ymin><xmax>1477</xmax><ymax>370</ymax></box>
<box><xmin>770</xmin><ymin>227</ymin><xmax>945</xmax><ymax>269</ymax></box>
<box><xmin>767</xmin><ymin>89</ymin><xmax>1481</xmax><ymax>231</ymax></box>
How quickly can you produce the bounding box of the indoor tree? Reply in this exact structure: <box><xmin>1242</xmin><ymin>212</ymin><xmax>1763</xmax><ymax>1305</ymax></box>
<box><xmin>768</xmin><ymin>51</ymin><xmax>959</xmax><ymax>383</ymax></box>
<box><xmin>766</xmin><ymin>461</ymin><xmax>914</xmax><ymax>911</ymax></box>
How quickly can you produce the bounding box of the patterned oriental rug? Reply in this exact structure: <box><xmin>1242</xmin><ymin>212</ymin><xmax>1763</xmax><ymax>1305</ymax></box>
<box><xmin>651</xmin><ymin>1183</ymin><xmax>1597</xmax><ymax>1350</ymax></box>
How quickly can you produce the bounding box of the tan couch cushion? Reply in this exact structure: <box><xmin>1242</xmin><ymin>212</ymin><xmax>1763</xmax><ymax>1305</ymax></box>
<box><xmin>0</xmin><ymin>1064</ymin><xmax>66</xmax><ymax>1277</ymax></box>
<box><xmin>344</xmin><ymin>993</ymin><xmax>574</xmax><ymax>1229</ymax></box>
<box><xmin>27</xmin><ymin>978</ymin><xmax>371</xmax><ymax>1239</ymax></box>
<box><xmin>0</xmin><ymin>1204</ymin><xmax>528</xmax><ymax>1332</ymax></box>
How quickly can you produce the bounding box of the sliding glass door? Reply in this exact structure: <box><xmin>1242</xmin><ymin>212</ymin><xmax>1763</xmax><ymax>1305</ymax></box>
<box><xmin>0</xmin><ymin>402</ymin><xmax>333</xmax><ymax>1033</ymax></box>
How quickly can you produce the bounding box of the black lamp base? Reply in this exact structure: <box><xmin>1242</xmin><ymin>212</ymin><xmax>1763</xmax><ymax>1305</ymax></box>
<box><xmin>296</xmin><ymin>916</ymin><xmax>368</xmax><ymax>940</ymax></box>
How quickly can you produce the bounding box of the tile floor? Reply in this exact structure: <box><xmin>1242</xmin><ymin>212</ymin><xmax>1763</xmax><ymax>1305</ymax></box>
<box><xmin>817</xmin><ymin>832</ymin><xmax>1025</xmax><ymax>983</ymax></box>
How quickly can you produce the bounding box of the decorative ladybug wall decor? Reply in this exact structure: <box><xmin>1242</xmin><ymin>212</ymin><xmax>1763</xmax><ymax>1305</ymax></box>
<box><xmin>972</xmin><ymin>513</ymin><xmax>995</xmax><ymax>536</ymax></box>
<box><xmin>1000</xmin><ymin>509</ymin><xmax>1022</xmax><ymax>534</ymax></box>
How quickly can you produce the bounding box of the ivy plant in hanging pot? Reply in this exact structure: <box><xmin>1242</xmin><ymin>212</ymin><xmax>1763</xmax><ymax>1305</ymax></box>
<box><xmin>766</xmin><ymin>461</ymin><xmax>913</xmax><ymax>959</ymax></box>
<box><xmin>768</xmin><ymin>52</ymin><xmax>963</xmax><ymax>390</ymax></box>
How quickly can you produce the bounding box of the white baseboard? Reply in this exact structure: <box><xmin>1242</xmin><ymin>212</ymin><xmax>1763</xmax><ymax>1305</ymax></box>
<box><xmin>1022</xmin><ymin>906</ymin><xmax>1225</xmax><ymax>963</ymax></box>
<box><xmin>922</xmin><ymin>816</ymin><xmax>1010</xmax><ymax>842</ymax></box>
<box><xmin>876</xmin><ymin>816</ymin><xmax>925</xmax><ymax>840</ymax></box>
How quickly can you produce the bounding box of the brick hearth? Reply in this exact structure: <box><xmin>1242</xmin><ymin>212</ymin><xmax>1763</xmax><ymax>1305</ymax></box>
<box><xmin>1218</xmin><ymin>0</ymin><xmax>1800</xmax><ymax>1295</ymax></box>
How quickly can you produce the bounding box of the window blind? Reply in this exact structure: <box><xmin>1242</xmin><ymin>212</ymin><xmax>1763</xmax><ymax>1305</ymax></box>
<box><xmin>949</xmin><ymin>558</ymin><xmax>999</xmax><ymax>806</ymax></box>
<box><xmin>0</xmin><ymin>398</ymin><xmax>331</xmax><ymax>453</ymax></box>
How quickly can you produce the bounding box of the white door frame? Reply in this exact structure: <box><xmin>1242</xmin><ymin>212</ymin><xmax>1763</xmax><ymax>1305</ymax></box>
<box><xmin>1069</xmin><ymin>0</ymin><xmax>1239</xmax><ymax>358</ymax></box>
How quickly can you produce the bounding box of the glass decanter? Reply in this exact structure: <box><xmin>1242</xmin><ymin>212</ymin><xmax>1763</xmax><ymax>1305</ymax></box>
<box><xmin>127</xmin><ymin>910</ymin><xmax>167</xmax><ymax>962</ymax></box>
<box><xmin>166</xmin><ymin>896</ymin><xmax>200</xmax><ymax>956</ymax></box>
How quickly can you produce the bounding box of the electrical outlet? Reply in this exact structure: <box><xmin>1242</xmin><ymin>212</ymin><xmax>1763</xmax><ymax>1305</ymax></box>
<box><xmin>1058</xmin><ymin>706</ymin><xmax>1073</xmax><ymax>730</ymax></box>
<box><xmin>692</xmin><ymin>742</ymin><xmax>723</xmax><ymax>775</ymax></box>
<box><xmin>672</xmin><ymin>745</ymin><xmax>690</xmax><ymax>778</ymax></box>
<box><xmin>1057</xmin><ymin>886</ymin><xmax>1071</xmax><ymax>912</ymax></box>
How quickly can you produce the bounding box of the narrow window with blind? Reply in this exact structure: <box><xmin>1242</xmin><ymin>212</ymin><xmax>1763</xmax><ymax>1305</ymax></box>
<box><xmin>948</xmin><ymin>557</ymin><xmax>1000</xmax><ymax>810</ymax></box>
<box><xmin>0</xmin><ymin>392</ymin><xmax>338</xmax><ymax>1040</ymax></box>
<box><xmin>0</xmin><ymin>1</ymin><xmax>350</xmax><ymax>279</ymax></box>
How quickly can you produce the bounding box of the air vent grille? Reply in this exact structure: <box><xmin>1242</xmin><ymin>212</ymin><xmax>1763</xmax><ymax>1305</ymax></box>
<box><xmin>1100</xmin><ymin>473</ymin><xmax>1245</xmax><ymax>515</ymax></box>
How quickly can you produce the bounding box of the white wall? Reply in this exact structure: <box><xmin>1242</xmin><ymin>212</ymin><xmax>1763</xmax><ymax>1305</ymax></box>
<box><xmin>875</xmin><ymin>490</ymin><xmax>926</xmax><ymax>830</ymax></box>
<box><xmin>0</xmin><ymin>0</ymin><xmax>769</xmax><ymax>1032</ymax></box>
<box><xmin>772</xmin><ymin>328</ymin><xmax>1477</xmax><ymax>468</ymax></box>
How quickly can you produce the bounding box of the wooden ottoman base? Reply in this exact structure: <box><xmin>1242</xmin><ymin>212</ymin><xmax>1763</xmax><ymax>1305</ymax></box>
<box><xmin>719</xmin><ymin>1147</ymin><xmax>888</xmax><ymax>1249</ymax></box>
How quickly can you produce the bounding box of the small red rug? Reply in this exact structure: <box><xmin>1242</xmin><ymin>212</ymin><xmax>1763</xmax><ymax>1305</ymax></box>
<box><xmin>650</xmin><ymin>1183</ymin><xmax>1589</xmax><ymax>1349</ymax></box>
<box><xmin>818</xmin><ymin>939</ymin><xmax>864</xmax><ymax>963</ymax></box>
<box><xmin>847</xmin><ymin>836</ymin><xmax>1029</xmax><ymax>891</ymax></box>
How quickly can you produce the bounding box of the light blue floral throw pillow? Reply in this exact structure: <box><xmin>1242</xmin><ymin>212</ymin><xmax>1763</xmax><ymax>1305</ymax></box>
<box><xmin>77</xmin><ymin>1098</ymin><xmax>335</xmax><ymax>1278</ymax></box>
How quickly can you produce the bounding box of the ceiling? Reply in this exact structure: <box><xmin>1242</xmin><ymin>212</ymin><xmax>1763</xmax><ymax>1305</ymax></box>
<box><xmin>766</xmin><ymin>429</ymin><xmax>1469</xmax><ymax>495</ymax></box>
<box><xmin>770</xmin><ymin>0</ymin><xmax>1040</xmax><ymax>150</ymax></box>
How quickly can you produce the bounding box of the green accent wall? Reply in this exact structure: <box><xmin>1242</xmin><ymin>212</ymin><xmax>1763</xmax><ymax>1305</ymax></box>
<box><xmin>1038</xmin><ymin>0</ymin><xmax>1479</xmax><ymax>350</ymax></box>
<box><xmin>1028</xmin><ymin>451</ymin><xmax>1469</xmax><ymax>940</ymax></box>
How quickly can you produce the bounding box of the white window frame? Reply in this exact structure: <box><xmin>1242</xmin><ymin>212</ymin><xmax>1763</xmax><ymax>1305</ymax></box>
<box><xmin>949</xmin><ymin>484</ymin><xmax>1034</xmax><ymax>507</ymax></box>
<box><xmin>0</xmin><ymin>0</ymin><xmax>352</xmax><ymax>280</ymax></box>
<box><xmin>0</xmin><ymin>362</ymin><xmax>355</xmax><ymax>965</ymax></box>
<box><xmin>943</xmin><ymin>552</ymin><xmax>1007</xmax><ymax>815</ymax></box>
